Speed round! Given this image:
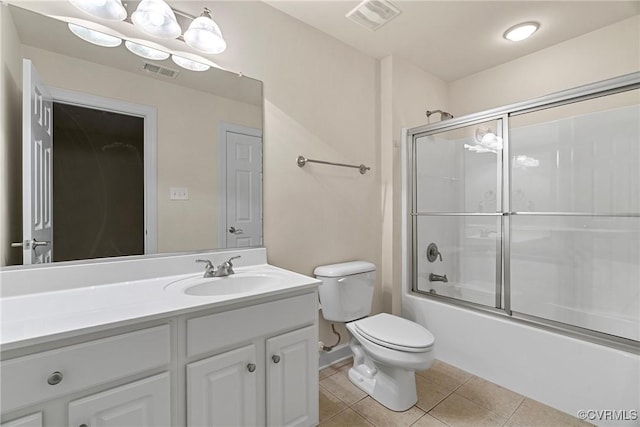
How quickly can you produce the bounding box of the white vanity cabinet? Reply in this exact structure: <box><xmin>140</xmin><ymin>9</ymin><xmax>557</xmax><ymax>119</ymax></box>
<box><xmin>0</xmin><ymin>324</ymin><xmax>172</xmax><ymax>427</ymax></box>
<box><xmin>2</xmin><ymin>281</ymin><xmax>319</xmax><ymax>427</ymax></box>
<box><xmin>185</xmin><ymin>292</ymin><xmax>319</xmax><ymax>427</ymax></box>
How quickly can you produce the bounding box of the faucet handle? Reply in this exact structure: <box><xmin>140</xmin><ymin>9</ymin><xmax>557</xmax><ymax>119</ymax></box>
<box><xmin>226</xmin><ymin>255</ymin><xmax>241</xmax><ymax>264</ymax></box>
<box><xmin>224</xmin><ymin>255</ymin><xmax>241</xmax><ymax>274</ymax></box>
<box><xmin>196</xmin><ymin>259</ymin><xmax>214</xmax><ymax>268</ymax></box>
<box><xmin>196</xmin><ymin>259</ymin><xmax>216</xmax><ymax>277</ymax></box>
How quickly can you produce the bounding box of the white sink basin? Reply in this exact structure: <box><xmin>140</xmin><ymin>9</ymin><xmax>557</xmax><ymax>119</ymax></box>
<box><xmin>169</xmin><ymin>272</ymin><xmax>284</xmax><ymax>296</ymax></box>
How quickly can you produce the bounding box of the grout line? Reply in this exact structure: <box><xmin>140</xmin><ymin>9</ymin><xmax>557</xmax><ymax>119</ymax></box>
<box><xmin>502</xmin><ymin>398</ymin><xmax>525</xmax><ymax>426</ymax></box>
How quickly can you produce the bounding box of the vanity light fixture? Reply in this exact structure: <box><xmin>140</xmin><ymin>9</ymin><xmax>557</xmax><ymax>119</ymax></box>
<box><xmin>68</xmin><ymin>0</ymin><xmax>127</xmax><ymax>21</ymax></box>
<box><xmin>171</xmin><ymin>54</ymin><xmax>210</xmax><ymax>71</ymax></box>
<box><xmin>125</xmin><ymin>41</ymin><xmax>170</xmax><ymax>60</ymax></box>
<box><xmin>503</xmin><ymin>22</ymin><xmax>540</xmax><ymax>42</ymax></box>
<box><xmin>184</xmin><ymin>8</ymin><xmax>227</xmax><ymax>54</ymax></box>
<box><xmin>132</xmin><ymin>0</ymin><xmax>182</xmax><ymax>39</ymax></box>
<box><xmin>68</xmin><ymin>23</ymin><xmax>122</xmax><ymax>47</ymax></box>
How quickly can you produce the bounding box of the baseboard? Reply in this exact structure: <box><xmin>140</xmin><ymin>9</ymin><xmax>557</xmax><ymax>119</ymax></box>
<box><xmin>318</xmin><ymin>343</ymin><xmax>351</xmax><ymax>370</ymax></box>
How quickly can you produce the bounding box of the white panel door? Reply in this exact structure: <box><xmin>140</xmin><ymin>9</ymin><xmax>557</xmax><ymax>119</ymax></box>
<box><xmin>20</xmin><ymin>59</ymin><xmax>53</xmax><ymax>264</ymax></box>
<box><xmin>187</xmin><ymin>344</ymin><xmax>258</xmax><ymax>427</ymax></box>
<box><xmin>226</xmin><ymin>131</ymin><xmax>262</xmax><ymax>247</ymax></box>
<box><xmin>266</xmin><ymin>326</ymin><xmax>318</xmax><ymax>427</ymax></box>
<box><xmin>0</xmin><ymin>413</ymin><xmax>42</xmax><ymax>427</ymax></box>
<box><xmin>68</xmin><ymin>373</ymin><xmax>171</xmax><ymax>427</ymax></box>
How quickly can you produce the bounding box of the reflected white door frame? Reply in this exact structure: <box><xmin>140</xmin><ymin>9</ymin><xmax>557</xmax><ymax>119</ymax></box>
<box><xmin>44</xmin><ymin>87</ymin><xmax>158</xmax><ymax>255</ymax></box>
<box><xmin>217</xmin><ymin>123</ymin><xmax>263</xmax><ymax>248</ymax></box>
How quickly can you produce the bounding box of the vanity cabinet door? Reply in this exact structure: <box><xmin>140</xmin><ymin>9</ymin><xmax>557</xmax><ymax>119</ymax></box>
<box><xmin>0</xmin><ymin>413</ymin><xmax>42</xmax><ymax>427</ymax></box>
<box><xmin>68</xmin><ymin>373</ymin><xmax>170</xmax><ymax>427</ymax></box>
<box><xmin>266</xmin><ymin>326</ymin><xmax>318</xmax><ymax>427</ymax></box>
<box><xmin>187</xmin><ymin>344</ymin><xmax>258</xmax><ymax>427</ymax></box>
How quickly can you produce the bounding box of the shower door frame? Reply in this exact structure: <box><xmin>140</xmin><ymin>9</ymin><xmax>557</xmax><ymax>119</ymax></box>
<box><xmin>404</xmin><ymin>72</ymin><xmax>640</xmax><ymax>354</ymax></box>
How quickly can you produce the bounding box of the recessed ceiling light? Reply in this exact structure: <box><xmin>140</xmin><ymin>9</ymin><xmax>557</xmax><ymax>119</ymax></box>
<box><xmin>68</xmin><ymin>23</ymin><xmax>122</xmax><ymax>47</ymax></box>
<box><xmin>503</xmin><ymin>22</ymin><xmax>540</xmax><ymax>42</ymax></box>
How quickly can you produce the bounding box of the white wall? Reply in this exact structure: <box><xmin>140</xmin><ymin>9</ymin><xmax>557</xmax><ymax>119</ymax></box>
<box><xmin>0</xmin><ymin>5</ymin><xmax>22</xmax><ymax>267</ymax></box>
<box><xmin>188</xmin><ymin>1</ymin><xmax>382</xmax><ymax>344</ymax></box>
<box><xmin>449</xmin><ymin>15</ymin><xmax>640</xmax><ymax>116</ymax></box>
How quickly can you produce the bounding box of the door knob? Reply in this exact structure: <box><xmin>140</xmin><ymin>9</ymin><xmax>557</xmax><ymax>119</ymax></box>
<box><xmin>11</xmin><ymin>239</ymin><xmax>50</xmax><ymax>249</ymax></box>
<box><xmin>228</xmin><ymin>226</ymin><xmax>244</xmax><ymax>234</ymax></box>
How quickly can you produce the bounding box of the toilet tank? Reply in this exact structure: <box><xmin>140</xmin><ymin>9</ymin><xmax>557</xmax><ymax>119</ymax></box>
<box><xmin>314</xmin><ymin>261</ymin><xmax>376</xmax><ymax>322</ymax></box>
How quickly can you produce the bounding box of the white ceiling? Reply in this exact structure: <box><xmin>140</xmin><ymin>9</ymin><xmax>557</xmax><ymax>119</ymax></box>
<box><xmin>264</xmin><ymin>1</ymin><xmax>640</xmax><ymax>82</ymax></box>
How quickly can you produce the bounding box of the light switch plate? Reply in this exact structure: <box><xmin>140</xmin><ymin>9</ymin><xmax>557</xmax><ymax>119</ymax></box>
<box><xmin>170</xmin><ymin>187</ymin><xmax>189</xmax><ymax>200</ymax></box>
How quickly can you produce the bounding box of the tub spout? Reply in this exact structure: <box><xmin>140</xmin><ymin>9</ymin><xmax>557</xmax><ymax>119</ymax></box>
<box><xmin>429</xmin><ymin>273</ymin><xmax>448</xmax><ymax>283</ymax></box>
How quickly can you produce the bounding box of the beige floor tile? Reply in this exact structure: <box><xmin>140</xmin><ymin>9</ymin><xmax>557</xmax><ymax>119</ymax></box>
<box><xmin>320</xmin><ymin>370</ymin><xmax>367</xmax><ymax>405</ymax></box>
<box><xmin>319</xmin><ymin>386</ymin><xmax>348</xmax><ymax>423</ymax></box>
<box><xmin>429</xmin><ymin>393</ymin><xmax>507</xmax><ymax>427</ymax></box>
<box><xmin>319</xmin><ymin>408</ymin><xmax>374</xmax><ymax>427</ymax></box>
<box><xmin>415</xmin><ymin>374</ymin><xmax>457</xmax><ymax>412</ymax></box>
<box><xmin>506</xmin><ymin>398</ymin><xmax>594</xmax><ymax>427</ymax></box>
<box><xmin>457</xmin><ymin>376</ymin><xmax>524</xmax><ymax>419</ymax></box>
<box><xmin>411</xmin><ymin>414</ymin><xmax>449</xmax><ymax>427</ymax></box>
<box><xmin>352</xmin><ymin>396</ymin><xmax>426</xmax><ymax>427</ymax></box>
<box><xmin>417</xmin><ymin>360</ymin><xmax>473</xmax><ymax>391</ymax></box>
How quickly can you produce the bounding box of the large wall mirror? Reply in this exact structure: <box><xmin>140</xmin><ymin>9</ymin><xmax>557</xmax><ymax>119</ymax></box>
<box><xmin>2</xmin><ymin>3</ymin><xmax>263</xmax><ymax>267</ymax></box>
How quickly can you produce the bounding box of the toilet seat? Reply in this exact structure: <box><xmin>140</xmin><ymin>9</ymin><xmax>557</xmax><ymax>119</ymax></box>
<box><xmin>353</xmin><ymin>313</ymin><xmax>434</xmax><ymax>353</ymax></box>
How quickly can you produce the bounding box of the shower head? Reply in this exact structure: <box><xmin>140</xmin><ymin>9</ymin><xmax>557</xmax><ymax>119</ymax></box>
<box><xmin>426</xmin><ymin>110</ymin><xmax>454</xmax><ymax>121</ymax></box>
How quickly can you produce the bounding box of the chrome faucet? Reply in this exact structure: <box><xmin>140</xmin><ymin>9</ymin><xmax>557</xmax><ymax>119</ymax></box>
<box><xmin>429</xmin><ymin>273</ymin><xmax>448</xmax><ymax>283</ymax></box>
<box><xmin>196</xmin><ymin>256</ymin><xmax>241</xmax><ymax>278</ymax></box>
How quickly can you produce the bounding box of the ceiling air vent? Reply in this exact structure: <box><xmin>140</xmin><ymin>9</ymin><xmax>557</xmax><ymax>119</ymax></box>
<box><xmin>141</xmin><ymin>62</ymin><xmax>179</xmax><ymax>79</ymax></box>
<box><xmin>346</xmin><ymin>0</ymin><xmax>401</xmax><ymax>31</ymax></box>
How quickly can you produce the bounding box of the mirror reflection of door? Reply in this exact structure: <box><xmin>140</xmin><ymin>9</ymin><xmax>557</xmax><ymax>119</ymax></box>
<box><xmin>20</xmin><ymin>59</ymin><xmax>53</xmax><ymax>264</ymax></box>
<box><xmin>53</xmin><ymin>103</ymin><xmax>144</xmax><ymax>262</ymax></box>
<box><xmin>21</xmin><ymin>60</ymin><xmax>147</xmax><ymax>264</ymax></box>
<box><xmin>220</xmin><ymin>124</ymin><xmax>263</xmax><ymax>248</ymax></box>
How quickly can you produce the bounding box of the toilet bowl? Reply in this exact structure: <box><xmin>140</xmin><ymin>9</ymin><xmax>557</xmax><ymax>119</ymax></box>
<box><xmin>346</xmin><ymin>313</ymin><xmax>434</xmax><ymax>411</ymax></box>
<box><xmin>314</xmin><ymin>261</ymin><xmax>436</xmax><ymax>412</ymax></box>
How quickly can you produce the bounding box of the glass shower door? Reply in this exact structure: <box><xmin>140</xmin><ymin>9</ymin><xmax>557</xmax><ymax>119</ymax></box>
<box><xmin>509</xmin><ymin>91</ymin><xmax>640</xmax><ymax>341</ymax></box>
<box><xmin>412</xmin><ymin>119</ymin><xmax>504</xmax><ymax>308</ymax></box>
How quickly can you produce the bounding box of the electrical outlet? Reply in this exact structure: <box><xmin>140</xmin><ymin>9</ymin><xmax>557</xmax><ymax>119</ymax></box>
<box><xmin>170</xmin><ymin>187</ymin><xmax>189</xmax><ymax>200</ymax></box>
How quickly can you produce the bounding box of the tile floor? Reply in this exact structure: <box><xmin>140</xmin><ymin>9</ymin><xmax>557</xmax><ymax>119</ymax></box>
<box><xmin>318</xmin><ymin>359</ymin><xmax>594</xmax><ymax>427</ymax></box>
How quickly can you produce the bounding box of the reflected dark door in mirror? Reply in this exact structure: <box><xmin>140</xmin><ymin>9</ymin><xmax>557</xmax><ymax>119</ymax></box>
<box><xmin>53</xmin><ymin>103</ymin><xmax>144</xmax><ymax>262</ymax></box>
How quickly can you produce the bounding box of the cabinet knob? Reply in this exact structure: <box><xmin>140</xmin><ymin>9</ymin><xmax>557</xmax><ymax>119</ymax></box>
<box><xmin>47</xmin><ymin>371</ymin><xmax>64</xmax><ymax>385</ymax></box>
<box><xmin>79</xmin><ymin>424</ymin><xmax>88</xmax><ymax>427</ymax></box>
<box><xmin>272</xmin><ymin>355</ymin><xmax>281</xmax><ymax>364</ymax></box>
<box><xmin>247</xmin><ymin>363</ymin><xmax>256</xmax><ymax>373</ymax></box>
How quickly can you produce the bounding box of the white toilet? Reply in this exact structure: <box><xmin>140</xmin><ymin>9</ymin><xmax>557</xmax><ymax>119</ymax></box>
<box><xmin>315</xmin><ymin>261</ymin><xmax>435</xmax><ymax>411</ymax></box>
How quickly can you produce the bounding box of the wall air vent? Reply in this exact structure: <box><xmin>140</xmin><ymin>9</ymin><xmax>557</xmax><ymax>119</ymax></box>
<box><xmin>141</xmin><ymin>62</ymin><xmax>179</xmax><ymax>79</ymax></box>
<box><xmin>346</xmin><ymin>0</ymin><xmax>401</xmax><ymax>31</ymax></box>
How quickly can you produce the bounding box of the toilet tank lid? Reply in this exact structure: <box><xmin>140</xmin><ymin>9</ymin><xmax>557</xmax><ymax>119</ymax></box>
<box><xmin>314</xmin><ymin>261</ymin><xmax>376</xmax><ymax>277</ymax></box>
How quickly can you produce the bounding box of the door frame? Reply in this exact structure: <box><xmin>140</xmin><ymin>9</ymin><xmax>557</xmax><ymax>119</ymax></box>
<box><xmin>47</xmin><ymin>87</ymin><xmax>158</xmax><ymax>254</ymax></box>
<box><xmin>217</xmin><ymin>122</ymin><xmax>262</xmax><ymax>248</ymax></box>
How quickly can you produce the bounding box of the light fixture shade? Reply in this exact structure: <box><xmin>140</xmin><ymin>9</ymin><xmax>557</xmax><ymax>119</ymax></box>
<box><xmin>171</xmin><ymin>55</ymin><xmax>210</xmax><ymax>72</ymax></box>
<box><xmin>132</xmin><ymin>0</ymin><xmax>181</xmax><ymax>39</ymax></box>
<box><xmin>125</xmin><ymin>41</ymin><xmax>170</xmax><ymax>60</ymax></box>
<box><xmin>504</xmin><ymin>22</ymin><xmax>539</xmax><ymax>42</ymax></box>
<box><xmin>184</xmin><ymin>9</ymin><xmax>227</xmax><ymax>54</ymax></box>
<box><xmin>68</xmin><ymin>23</ymin><xmax>122</xmax><ymax>47</ymax></box>
<box><xmin>69</xmin><ymin>0</ymin><xmax>127</xmax><ymax>21</ymax></box>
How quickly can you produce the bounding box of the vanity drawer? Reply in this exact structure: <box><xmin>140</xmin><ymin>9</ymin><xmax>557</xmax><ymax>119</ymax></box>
<box><xmin>1</xmin><ymin>325</ymin><xmax>170</xmax><ymax>413</ymax></box>
<box><xmin>187</xmin><ymin>292</ymin><xmax>317</xmax><ymax>357</ymax></box>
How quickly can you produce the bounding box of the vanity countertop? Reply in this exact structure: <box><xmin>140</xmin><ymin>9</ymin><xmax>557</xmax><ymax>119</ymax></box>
<box><xmin>0</xmin><ymin>263</ymin><xmax>320</xmax><ymax>351</ymax></box>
